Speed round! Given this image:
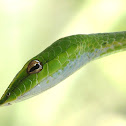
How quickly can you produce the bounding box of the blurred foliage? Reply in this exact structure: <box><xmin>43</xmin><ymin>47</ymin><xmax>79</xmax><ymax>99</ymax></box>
<box><xmin>0</xmin><ymin>0</ymin><xmax>126</xmax><ymax>126</ymax></box>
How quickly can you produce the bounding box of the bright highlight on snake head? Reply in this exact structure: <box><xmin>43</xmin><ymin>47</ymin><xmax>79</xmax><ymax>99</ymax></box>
<box><xmin>0</xmin><ymin>31</ymin><xmax>126</xmax><ymax>106</ymax></box>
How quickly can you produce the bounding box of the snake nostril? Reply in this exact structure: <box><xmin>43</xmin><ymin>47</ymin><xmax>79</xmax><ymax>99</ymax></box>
<box><xmin>7</xmin><ymin>92</ymin><xmax>10</xmax><ymax>97</ymax></box>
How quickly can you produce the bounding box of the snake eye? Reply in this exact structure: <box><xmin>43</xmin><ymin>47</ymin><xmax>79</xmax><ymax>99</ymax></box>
<box><xmin>27</xmin><ymin>60</ymin><xmax>42</xmax><ymax>74</ymax></box>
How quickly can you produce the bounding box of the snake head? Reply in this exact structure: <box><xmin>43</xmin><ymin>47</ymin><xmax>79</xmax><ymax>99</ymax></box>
<box><xmin>0</xmin><ymin>59</ymin><xmax>43</xmax><ymax>106</ymax></box>
<box><xmin>0</xmin><ymin>36</ymin><xmax>76</xmax><ymax>106</ymax></box>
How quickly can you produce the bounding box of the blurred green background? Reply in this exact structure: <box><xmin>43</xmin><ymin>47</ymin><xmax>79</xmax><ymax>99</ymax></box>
<box><xmin>0</xmin><ymin>0</ymin><xmax>126</xmax><ymax>126</ymax></box>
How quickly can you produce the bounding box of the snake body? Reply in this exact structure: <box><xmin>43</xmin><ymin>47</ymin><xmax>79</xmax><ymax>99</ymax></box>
<box><xmin>0</xmin><ymin>31</ymin><xmax>126</xmax><ymax>106</ymax></box>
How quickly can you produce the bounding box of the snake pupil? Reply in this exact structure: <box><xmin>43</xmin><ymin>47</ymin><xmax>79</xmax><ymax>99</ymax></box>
<box><xmin>29</xmin><ymin>64</ymin><xmax>40</xmax><ymax>72</ymax></box>
<box><xmin>27</xmin><ymin>60</ymin><xmax>42</xmax><ymax>74</ymax></box>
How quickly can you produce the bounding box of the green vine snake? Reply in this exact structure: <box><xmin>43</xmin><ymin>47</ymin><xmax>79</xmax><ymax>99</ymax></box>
<box><xmin>0</xmin><ymin>31</ymin><xmax>126</xmax><ymax>106</ymax></box>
